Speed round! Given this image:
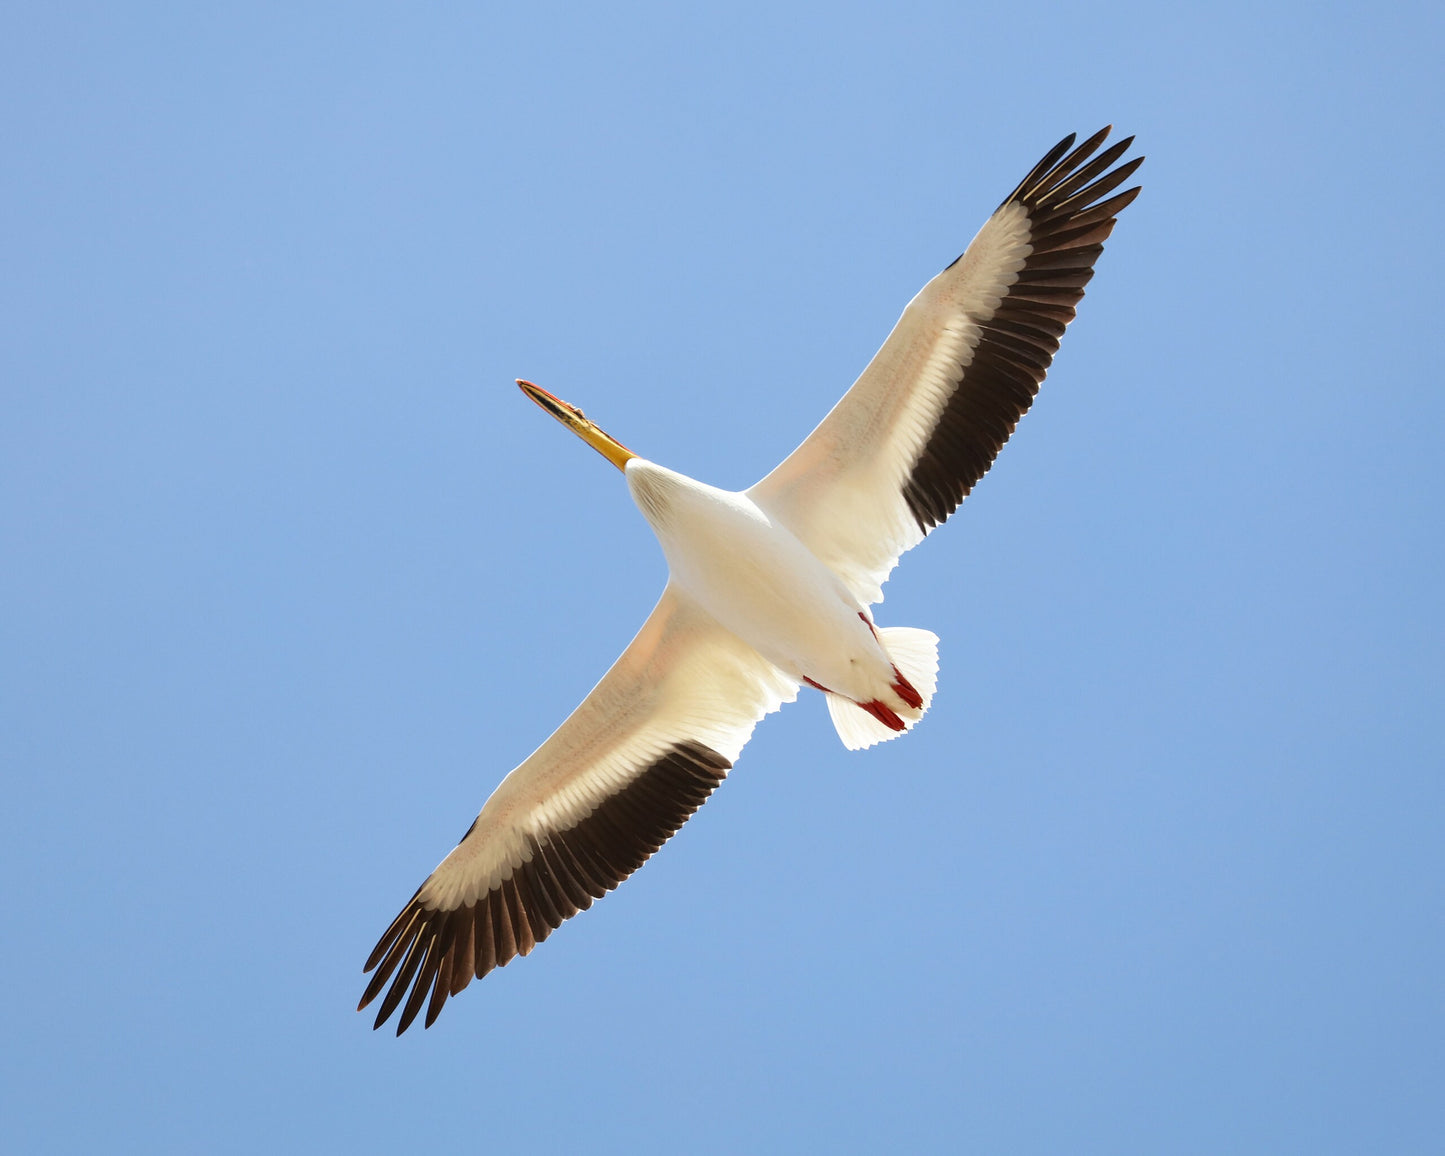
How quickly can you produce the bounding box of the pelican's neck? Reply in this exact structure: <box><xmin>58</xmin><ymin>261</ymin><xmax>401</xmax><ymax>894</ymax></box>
<box><xmin>624</xmin><ymin>458</ymin><xmax>688</xmax><ymax>528</ymax></box>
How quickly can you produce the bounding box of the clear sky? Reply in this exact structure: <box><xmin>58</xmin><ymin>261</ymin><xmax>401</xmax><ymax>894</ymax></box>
<box><xmin>3</xmin><ymin>2</ymin><xmax>1442</xmax><ymax>1153</ymax></box>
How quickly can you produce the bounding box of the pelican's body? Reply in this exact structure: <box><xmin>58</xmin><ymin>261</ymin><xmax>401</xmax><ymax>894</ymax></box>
<box><xmin>628</xmin><ymin>460</ymin><xmax>918</xmax><ymax>722</ymax></box>
<box><xmin>359</xmin><ymin>129</ymin><xmax>1143</xmax><ymax>1033</ymax></box>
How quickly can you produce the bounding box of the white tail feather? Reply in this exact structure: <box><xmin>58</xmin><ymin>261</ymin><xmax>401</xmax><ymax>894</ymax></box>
<box><xmin>827</xmin><ymin>693</ymin><xmax>901</xmax><ymax>751</ymax></box>
<box><xmin>879</xmin><ymin>626</ymin><xmax>940</xmax><ymax>709</ymax></box>
<box><xmin>825</xmin><ymin>626</ymin><xmax>942</xmax><ymax>751</ymax></box>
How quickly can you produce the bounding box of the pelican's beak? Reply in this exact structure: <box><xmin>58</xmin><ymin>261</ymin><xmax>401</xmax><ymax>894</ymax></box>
<box><xmin>517</xmin><ymin>380</ymin><xmax>637</xmax><ymax>472</ymax></box>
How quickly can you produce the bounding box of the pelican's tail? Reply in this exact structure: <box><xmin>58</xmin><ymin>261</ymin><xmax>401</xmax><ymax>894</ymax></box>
<box><xmin>826</xmin><ymin>627</ymin><xmax>940</xmax><ymax>751</ymax></box>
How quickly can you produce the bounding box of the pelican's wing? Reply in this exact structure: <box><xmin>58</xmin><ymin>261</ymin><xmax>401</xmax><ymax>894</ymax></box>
<box><xmin>749</xmin><ymin>129</ymin><xmax>1142</xmax><ymax>604</ymax></box>
<box><xmin>358</xmin><ymin>585</ymin><xmax>797</xmax><ymax>1034</ymax></box>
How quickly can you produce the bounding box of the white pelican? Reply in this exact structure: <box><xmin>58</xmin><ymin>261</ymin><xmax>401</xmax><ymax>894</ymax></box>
<box><xmin>360</xmin><ymin>128</ymin><xmax>1142</xmax><ymax>1033</ymax></box>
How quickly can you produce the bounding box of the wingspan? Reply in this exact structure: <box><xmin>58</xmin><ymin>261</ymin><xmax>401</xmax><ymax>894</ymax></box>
<box><xmin>359</xmin><ymin>586</ymin><xmax>798</xmax><ymax>1033</ymax></box>
<box><xmin>749</xmin><ymin>128</ymin><xmax>1142</xmax><ymax>605</ymax></box>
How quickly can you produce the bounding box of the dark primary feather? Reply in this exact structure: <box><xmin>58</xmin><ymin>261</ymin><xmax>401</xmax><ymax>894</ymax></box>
<box><xmin>358</xmin><ymin>740</ymin><xmax>731</xmax><ymax>1034</ymax></box>
<box><xmin>902</xmin><ymin>127</ymin><xmax>1142</xmax><ymax>532</ymax></box>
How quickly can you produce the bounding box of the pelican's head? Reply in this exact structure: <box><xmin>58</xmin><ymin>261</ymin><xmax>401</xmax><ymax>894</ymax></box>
<box><xmin>517</xmin><ymin>380</ymin><xmax>637</xmax><ymax>472</ymax></box>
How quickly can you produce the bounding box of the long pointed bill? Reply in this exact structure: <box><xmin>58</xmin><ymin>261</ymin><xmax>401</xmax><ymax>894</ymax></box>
<box><xmin>517</xmin><ymin>380</ymin><xmax>638</xmax><ymax>472</ymax></box>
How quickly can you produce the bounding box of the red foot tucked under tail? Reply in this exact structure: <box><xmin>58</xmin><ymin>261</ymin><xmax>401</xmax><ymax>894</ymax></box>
<box><xmin>857</xmin><ymin>699</ymin><xmax>907</xmax><ymax>732</ymax></box>
<box><xmin>891</xmin><ymin>667</ymin><xmax>924</xmax><ymax>711</ymax></box>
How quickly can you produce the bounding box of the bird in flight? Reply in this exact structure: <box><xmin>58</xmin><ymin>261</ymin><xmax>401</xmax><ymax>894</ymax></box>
<box><xmin>359</xmin><ymin>128</ymin><xmax>1142</xmax><ymax>1033</ymax></box>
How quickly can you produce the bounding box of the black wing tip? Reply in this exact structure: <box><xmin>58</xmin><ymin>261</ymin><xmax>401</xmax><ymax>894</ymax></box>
<box><xmin>1001</xmin><ymin>127</ymin><xmax>1143</xmax><ymax>213</ymax></box>
<box><xmin>999</xmin><ymin>131</ymin><xmax>1079</xmax><ymax>209</ymax></box>
<box><xmin>358</xmin><ymin>739</ymin><xmax>733</xmax><ymax>1036</ymax></box>
<box><xmin>903</xmin><ymin>128</ymin><xmax>1142</xmax><ymax>533</ymax></box>
<box><xmin>1113</xmin><ymin>182</ymin><xmax>1145</xmax><ymax>211</ymax></box>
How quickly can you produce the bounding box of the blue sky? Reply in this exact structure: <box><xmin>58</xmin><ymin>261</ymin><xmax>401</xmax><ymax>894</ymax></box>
<box><xmin>3</xmin><ymin>2</ymin><xmax>1441</xmax><ymax>1152</ymax></box>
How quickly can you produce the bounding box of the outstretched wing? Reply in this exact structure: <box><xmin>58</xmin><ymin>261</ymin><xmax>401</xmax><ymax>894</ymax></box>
<box><xmin>359</xmin><ymin>585</ymin><xmax>797</xmax><ymax>1034</ymax></box>
<box><xmin>749</xmin><ymin>128</ymin><xmax>1142</xmax><ymax>605</ymax></box>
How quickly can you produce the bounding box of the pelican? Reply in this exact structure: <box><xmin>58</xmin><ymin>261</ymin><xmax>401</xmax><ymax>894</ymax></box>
<box><xmin>360</xmin><ymin>128</ymin><xmax>1142</xmax><ymax>1033</ymax></box>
